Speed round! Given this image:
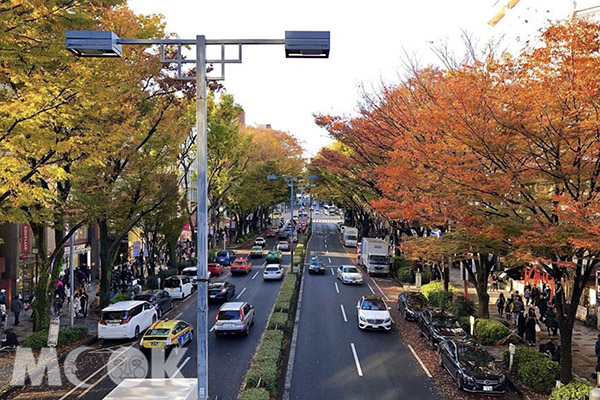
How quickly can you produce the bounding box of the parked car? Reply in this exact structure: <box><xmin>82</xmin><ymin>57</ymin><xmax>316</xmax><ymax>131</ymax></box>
<box><xmin>216</xmin><ymin>249</ymin><xmax>236</xmax><ymax>266</ymax></box>
<box><xmin>230</xmin><ymin>257</ymin><xmax>252</xmax><ymax>274</ymax></box>
<box><xmin>307</xmin><ymin>257</ymin><xmax>325</xmax><ymax>274</ymax></box>
<box><xmin>266</xmin><ymin>249</ymin><xmax>282</xmax><ymax>263</ymax></box>
<box><xmin>208</xmin><ymin>281</ymin><xmax>235</xmax><ymax>301</ymax></box>
<box><xmin>249</xmin><ymin>246</ymin><xmax>263</xmax><ymax>258</ymax></box>
<box><xmin>140</xmin><ymin>319</ymin><xmax>193</xmax><ymax>352</ymax></box>
<box><xmin>438</xmin><ymin>338</ymin><xmax>507</xmax><ymax>394</ymax></box>
<box><xmin>208</xmin><ymin>263</ymin><xmax>223</xmax><ymax>277</ymax></box>
<box><xmin>418</xmin><ymin>308</ymin><xmax>467</xmax><ymax>348</ymax></box>
<box><xmin>356</xmin><ymin>296</ymin><xmax>392</xmax><ymax>331</ymax></box>
<box><xmin>278</xmin><ymin>241</ymin><xmax>291</xmax><ymax>251</ymax></box>
<box><xmin>397</xmin><ymin>291</ymin><xmax>428</xmax><ymax>321</ymax></box>
<box><xmin>98</xmin><ymin>300</ymin><xmax>157</xmax><ymax>340</ymax></box>
<box><xmin>263</xmin><ymin>264</ymin><xmax>285</xmax><ymax>281</ymax></box>
<box><xmin>214</xmin><ymin>302</ymin><xmax>255</xmax><ymax>336</ymax></box>
<box><xmin>337</xmin><ymin>265</ymin><xmax>363</xmax><ymax>285</ymax></box>
<box><xmin>163</xmin><ymin>275</ymin><xmax>194</xmax><ymax>300</ymax></box>
<box><xmin>254</xmin><ymin>237</ymin><xmax>266</xmax><ymax>247</ymax></box>
<box><xmin>181</xmin><ymin>266</ymin><xmax>198</xmax><ymax>290</ymax></box>
<box><xmin>134</xmin><ymin>290</ymin><xmax>173</xmax><ymax>318</ymax></box>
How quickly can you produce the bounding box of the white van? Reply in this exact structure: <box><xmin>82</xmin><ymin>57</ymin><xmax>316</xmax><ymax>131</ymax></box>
<box><xmin>164</xmin><ymin>275</ymin><xmax>193</xmax><ymax>299</ymax></box>
<box><xmin>98</xmin><ymin>300</ymin><xmax>157</xmax><ymax>340</ymax></box>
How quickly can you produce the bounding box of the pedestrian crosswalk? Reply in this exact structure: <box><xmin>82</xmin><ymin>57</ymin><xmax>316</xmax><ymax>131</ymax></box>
<box><xmin>312</xmin><ymin>219</ymin><xmax>342</xmax><ymax>224</ymax></box>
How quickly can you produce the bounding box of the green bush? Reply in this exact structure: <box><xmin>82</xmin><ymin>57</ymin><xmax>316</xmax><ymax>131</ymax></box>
<box><xmin>239</xmin><ymin>388</ymin><xmax>270</xmax><ymax>400</ymax></box>
<box><xmin>268</xmin><ymin>312</ymin><xmax>289</xmax><ymax>331</ymax></box>
<box><xmin>550</xmin><ymin>381</ymin><xmax>594</xmax><ymax>400</ymax></box>
<box><xmin>458</xmin><ymin>316</ymin><xmax>472</xmax><ymax>332</ymax></box>
<box><xmin>392</xmin><ymin>256</ymin><xmax>412</xmax><ymax>271</ymax></box>
<box><xmin>208</xmin><ymin>248</ymin><xmax>218</xmax><ymax>263</ymax></box>
<box><xmin>475</xmin><ymin>318</ymin><xmax>510</xmax><ymax>345</ymax></box>
<box><xmin>420</xmin><ymin>269</ymin><xmax>432</xmax><ymax>284</ymax></box>
<box><xmin>428</xmin><ymin>290</ymin><xmax>454</xmax><ymax>308</ymax></box>
<box><xmin>420</xmin><ymin>280</ymin><xmax>458</xmax><ymax>298</ymax></box>
<box><xmin>146</xmin><ymin>275</ymin><xmax>159</xmax><ymax>290</ymax></box>
<box><xmin>23</xmin><ymin>325</ymin><xmax>89</xmax><ymax>350</ymax></box>
<box><xmin>245</xmin><ymin>360</ymin><xmax>278</xmax><ymax>395</ymax></box>
<box><xmin>503</xmin><ymin>347</ymin><xmax>559</xmax><ymax>393</ymax></box>
<box><xmin>157</xmin><ymin>268</ymin><xmax>178</xmax><ymax>282</ymax></box>
<box><xmin>397</xmin><ymin>267</ymin><xmax>412</xmax><ymax>283</ymax></box>
<box><xmin>110</xmin><ymin>292</ymin><xmax>131</xmax><ymax>304</ymax></box>
<box><xmin>450</xmin><ymin>296</ymin><xmax>476</xmax><ymax>318</ymax></box>
<box><xmin>254</xmin><ymin>331</ymin><xmax>284</xmax><ymax>363</ymax></box>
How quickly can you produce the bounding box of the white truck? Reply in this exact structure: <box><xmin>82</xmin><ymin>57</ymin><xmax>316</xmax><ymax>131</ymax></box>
<box><xmin>342</xmin><ymin>227</ymin><xmax>358</xmax><ymax>247</ymax></box>
<box><xmin>360</xmin><ymin>238</ymin><xmax>391</xmax><ymax>276</ymax></box>
<box><xmin>103</xmin><ymin>378</ymin><xmax>197</xmax><ymax>400</ymax></box>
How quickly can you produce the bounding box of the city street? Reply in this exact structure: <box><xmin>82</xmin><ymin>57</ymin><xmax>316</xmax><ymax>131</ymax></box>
<box><xmin>6</xmin><ymin>233</ymin><xmax>288</xmax><ymax>400</ymax></box>
<box><xmin>289</xmin><ymin>216</ymin><xmax>441</xmax><ymax>400</ymax></box>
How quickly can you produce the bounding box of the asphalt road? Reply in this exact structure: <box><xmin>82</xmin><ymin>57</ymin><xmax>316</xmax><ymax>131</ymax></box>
<box><xmin>6</xmin><ymin>229</ymin><xmax>289</xmax><ymax>400</ymax></box>
<box><xmin>289</xmin><ymin>216</ymin><xmax>441</xmax><ymax>400</ymax></box>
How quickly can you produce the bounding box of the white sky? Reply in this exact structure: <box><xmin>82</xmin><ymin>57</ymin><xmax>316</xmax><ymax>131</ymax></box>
<box><xmin>127</xmin><ymin>0</ymin><xmax>500</xmax><ymax>157</ymax></box>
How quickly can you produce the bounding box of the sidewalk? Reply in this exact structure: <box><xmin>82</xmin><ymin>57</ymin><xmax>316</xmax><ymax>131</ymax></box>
<box><xmin>446</xmin><ymin>267</ymin><xmax>597</xmax><ymax>383</ymax></box>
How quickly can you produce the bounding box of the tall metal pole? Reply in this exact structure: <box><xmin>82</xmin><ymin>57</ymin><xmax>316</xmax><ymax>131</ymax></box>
<box><xmin>69</xmin><ymin>229</ymin><xmax>74</xmax><ymax>327</ymax></box>
<box><xmin>195</xmin><ymin>35</ymin><xmax>209</xmax><ymax>400</ymax></box>
<box><xmin>290</xmin><ymin>177</ymin><xmax>295</xmax><ymax>274</ymax></box>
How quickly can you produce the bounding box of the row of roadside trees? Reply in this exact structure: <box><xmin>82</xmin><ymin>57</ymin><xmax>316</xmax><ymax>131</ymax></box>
<box><xmin>0</xmin><ymin>1</ymin><xmax>303</xmax><ymax>331</ymax></box>
<box><xmin>310</xmin><ymin>18</ymin><xmax>600</xmax><ymax>384</ymax></box>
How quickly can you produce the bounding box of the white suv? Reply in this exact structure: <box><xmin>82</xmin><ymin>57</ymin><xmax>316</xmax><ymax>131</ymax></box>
<box><xmin>214</xmin><ymin>302</ymin><xmax>255</xmax><ymax>336</ymax></box>
<box><xmin>337</xmin><ymin>265</ymin><xmax>363</xmax><ymax>285</ymax></box>
<box><xmin>356</xmin><ymin>296</ymin><xmax>392</xmax><ymax>331</ymax></box>
<box><xmin>98</xmin><ymin>300</ymin><xmax>158</xmax><ymax>339</ymax></box>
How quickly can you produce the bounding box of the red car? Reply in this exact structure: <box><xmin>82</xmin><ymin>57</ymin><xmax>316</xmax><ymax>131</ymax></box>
<box><xmin>208</xmin><ymin>263</ymin><xmax>223</xmax><ymax>276</ymax></box>
<box><xmin>230</xmin><ymin>258</ymin><xmax>252</xmax><ymax>274</ymax></box>
<box><xmin>266</xmin><ymin>229</ymin><xmax>276</xmax><ymax>238</ymax></box>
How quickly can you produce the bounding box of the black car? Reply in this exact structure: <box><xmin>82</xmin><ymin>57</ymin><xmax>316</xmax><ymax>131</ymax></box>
<box><xmin>438</xmin><ymin>338</ymin><xmax>507</xmax><ymax>394</ymax></box>
<box><xmin>134</xmin><ymin>290</ymin><xmax>174</xmax><ymax>318</ymax></box>
<box><xmin>418</xmin><ymin>308</ymin><xmax>467</xmax><ymax>348</ymax></box>
<box><xmin>208</xmin><ymin>281</ymin><xmax>235</xmax><ymax>301</ymax></box>
<box><xmin>397</xmin><ymin>292</ymin><xmax>428</xmax><ymax>321</ymax></box>
<box><xmin>308</xmin><ymin>257</ymin><xmax>325</xmax><ymax>274</ymax></box>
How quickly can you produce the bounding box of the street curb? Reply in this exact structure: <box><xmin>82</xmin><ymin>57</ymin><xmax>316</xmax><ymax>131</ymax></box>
<box><xmin>282</xmin><ymin>219</ymin><xmax>313</xmax><ymax>400</ymax></box>
<box><xmin>0</xmin><ymin>334</ymin><xmax>98</xmax><ymax>398</ymax></box>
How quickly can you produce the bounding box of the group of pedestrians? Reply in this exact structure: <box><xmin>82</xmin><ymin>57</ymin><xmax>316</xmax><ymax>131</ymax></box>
<box><xmin>0</xmin><ymin>288</ymin><xmax>24</xmax><ymax>326</ymax></box>
<box><xmin>495</xmin><ymin>283</ymin><xmax>558</xmax><ymax>347</ymax></box>
<box><xmin>53</xmin><ymin>274</ymin><xmax>89</xmax><ymax>319</ymax></box>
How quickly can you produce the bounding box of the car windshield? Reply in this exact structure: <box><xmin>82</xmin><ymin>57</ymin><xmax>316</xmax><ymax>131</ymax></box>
<box><xmin>265</xmin><ymin>266</ymin><xmax>280</xmax><ymax>272</ymax></box>
<box><xmin>252</xmin><ymin>247</ymin><xmax>262</xmax><ymax>251</ymax></box>
<box><xmin>343</xmin><ymin>267</ymin><xmax>359</xmax><ymax>273</ymax></box>
<box><xmin>134</xmin><ymin>294</ymin><xmax>154</xmax><ymax>302</ymax></box>
<box><xmin>346</xmin><ymin>235</ymin><xmax>357</xmax><ymax>240</ymax></box>
<box><xmin>217</xmin><ymin>310</ymin><xmax>240</xmax><ymax>320</ymax></box>
<box><xmin>208</xmin><ymin>283</ymin><xmax>224</xmax><ymax>289</ymax></box>
<box><xmin>370</xmin><ymin>255</ymin><xmax>389</xmax><ymax>263</ymax></box>
<box><xmin>280</xmin><ymin>242</ymin><xmax>289</xmax><ymax>245</ymax></box>
<box><xmin>164</xmin><ymin>278</ymin><xmax>180</xmax><ymax>288</ymax></box>
<box><xmin>432</xmin><ymin>316</ymin><xmax>461</xmax><ymax>329</ymax></box>
<box><xmin>102</xmin><ymin>311</ymin><xmax>128</xmax><ymax>321</ymax></box>
<box><xmin>269</xmin><ymin>251</ymin><xmax>278</xmax><ymax>255</ymax></box>
<box><xmin>233</xmin><ymin>260</ymin><xmax>245</xmax><ymax>265</ymax></box>
<box><xmin>145</xmin><ymin>328</ymin><xmax>170</xmax><ymax>336</ymax></box>
<box><xmin>217</xmin><ymin>251</ymin><xmax>228</xmax><ymax>257</ymax></box>
<box><xmin>310</xmin><ymin>259</ymin><xmax>323</xmax><ymax>265</ymax></box>
<box><xmin>182</xmin><ymin>270</ymin><xmax>196</xmax><ymax>276</ymax></box>
<box><xmin>361</xmin><ymin>299</ymin><xmax>387</xmax><ymax>310</ymax></box>
<box><xmin>458</xmin><ymin>346</ymin><xmax>494</xmax><ymax>365</ymax></box>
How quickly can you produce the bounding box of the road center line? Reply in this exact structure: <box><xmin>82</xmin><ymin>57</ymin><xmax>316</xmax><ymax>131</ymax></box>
<box><xmin>236</xmin><ymin>287</ymin><xmax>247</xmax><ymax>299</ymax></box>
<box><xmin>251</xmin><ymin>271</ymin><xmax>259</xmax><ymax>280</ymax></box>
<box><xmin>350</xmin><ymin>343</ymin><xmax>364</xmax><ymax>377</ymax></box>
<box><xmin>174</xmin><ymin>356</ymin><xmax>191</xmax><ymax>376</ymax></box>
<box><xmin>370</xmin><ymin>278</ymin><xmax>389</xmax><ymax>301</ymax></box>
<box><xmin>334</xmin><ymin>282</ymin><xmax>340</xmax><ymax>294</ymax></box>
<box><xmin>367</xmin><ymin>284</ymin><xmax>375</xmax><ymax>295</ymax></box>
<box><xmin>328</xmin><ymin>257</ymin><xmax>332</xmax><ymax>263</ymax></box>
<box><xmin>340</xmin><ymin>304</ymin><xmax>347</xmax><ymax>322</ymax></box>
<box><xmin>331</xmin><ymin>268</ymin><xmax>335</xmax><ymax>276</ymax></box>
<box><xmin>408</xmin><ymin>344</ymin><xmax>433</xmax><ymax>378</ymax></box>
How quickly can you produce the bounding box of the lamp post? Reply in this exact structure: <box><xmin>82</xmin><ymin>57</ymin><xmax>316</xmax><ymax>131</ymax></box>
<box><xmin>67</xmin><ymin>30</ymin><xmax>329</xmax><ymax>400</ymax></box>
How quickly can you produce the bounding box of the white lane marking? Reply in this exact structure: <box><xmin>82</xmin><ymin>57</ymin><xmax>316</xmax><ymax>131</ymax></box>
<box><xmin>340</xmin><ymin>304</ymin><xmax>348</xmax><ymax>322</ymax></box>
<box><xmin>251</xmin><ymin>271</ymin><xmax>259</xmax><ymax>280</ymax></box>
<box><xmin>210</xmin><ymin>325</ymin><xmax>215</xmax><ymax>332</ymax></box>
<box><xmin>174</xmin><ymin>312</ymin><xmax>182</xmax><ymax>320</ymax></box>
<box><xmin>350</xmin><ymin>343</ymin><xmax>364</xmax><ymax>377</ymax></box>
<box><xmin>370</xmin><ymin>278</ymin><xmax>389</xmax><ymax>301</ymax></box>
<box><xmin>236</xmin><ymin>287</ymin><xmax>247</xmax><ymax>299</ymax></box>
<box><xmin>221</xmin><ymin>271</ymin><xmax>231</xmax><ymax>280</ymax></box>
<box><xmin>335</xmin><ymin>282</ymin><xmax>340</xmax><ymax>294</ymax></box>
<box><xmin>61</xmin><ymin>344</ymin><xmax>134</xmax><ymax>400</ymax></box>
<box><xmin>174</xmin><ymin>356</ymin><xmax>191</xmax><ymax>376</ymax></box>
<box><xmin>331</xmin><ymin>268</ymin><xmax>335</xmax><ymax>276</ymax></box>
<box><xmin>408</xmin><ymin>344</ymin><xmax>433</xmax><ymax>378</ymax></box>
<box><xmin>325</xmin><ymin>244</ymin><xmax>327</xmax><ymax>249</ymax></box>
<box><xmin>328</xmin><ymin>257</ymin><xmax>332</xmax><ymax>263</ymax></box>
<box><xmin>367</xmin><ymin>284</ymin><xmax>375</xmax><ymax>295</ymax></box>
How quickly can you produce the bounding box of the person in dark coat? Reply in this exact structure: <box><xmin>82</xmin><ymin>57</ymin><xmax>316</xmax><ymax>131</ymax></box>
<box><xmin>11</xmin><ymin>295</ymin><xmax>23</xmax><ymax>326</ymax></box>
<box><xmin>517</xmin><ymin>310</ymin><xmax>526</xmax><ymax>339</ymax></box>
<box><xmin>545</xmin><ymin>307</ymin><xmax>558</xmax><ymax>336</ymax></box>
<box><xmin>496</xmin><ymin>293</ymin><xmax>506</xmax><ymax>318</ymax></box>
<box><xmin>525</xmin><ymin>308</ymin><xmax>537</xmax><ymax>345</ymax></box>
<box><xmin>1</xmin><ymin>329</ymin><xmax>18</xmax><ymax>347</ymax></box>
<box><xmin>537</xmin><ymin>295</ymin><xmax>548</xmax><ymax>323</ymax></box>
<box><xmin>595</xmin><ymin>334</ymin><xmax>600</xmax><ymax>378</ymax></box>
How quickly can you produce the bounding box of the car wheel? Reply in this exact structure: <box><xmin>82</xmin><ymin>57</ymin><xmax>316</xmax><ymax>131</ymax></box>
<box><xmin>152</xmin><ymin>315</ymin><xmax>157</xmax><ymax>323</ymax></box>
<box><xmin>243</xmin><ymin>324</ymin><xmax>250</xmax><ymax>336</ymax></box>
<box><xmin>134</xmin><ymin>326</ymin><xmax>140</xmax><ymax>339</ymax></box>
<box><xmin>429</xmin><ymin>334</ymin><xmax>436</xmax><ymax>349</ymax></box>
<box><xmin>157</xmin><ymin>308</ymin><xmax>163</xmax><ymax>318</ymax></box>
<box><xmin>456</xmin><ymin>374</ymin><xmax>464</xmax><ymax>390</ymax></box>
<box><xmin>438</xmin><ymin>351</ymin><xmax>443</xmax><ymax>367</ymax></box>
<box><xmin>188</xmin><ymin>330</ymin><xmax>194</xmax><ymax>344</ymax></box>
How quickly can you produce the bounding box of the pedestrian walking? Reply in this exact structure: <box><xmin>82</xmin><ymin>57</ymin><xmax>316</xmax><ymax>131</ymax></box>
<box><xmin>517</xmin><ymin>310</ymin><xmax>526</xmax><ymax>339</ymax></box>
<box><xmin>513</xmin><ymin>296</ymin><xmax>524</xmax><ymax>325</ymax></box>
<box><xmin>505</xmin><ymin>296</ymin><xmax>513</xmax><ymax>323</ymax></box>
<box><xmin>545</xmin><ymin>307</ymin><xmax>558</xmax><ymax>336</ymax></box>
<box><xmin>80</xmin><ymin>289</ymin><xmax>88</xmax><ymax>317</ymax></box>
<box><xmin>595</xmin><ymin>334</ymin><xmax>600</xmax><ymax>380</ymax></box>
<box><xmin>0</xmin><ymin>289</ymin><xmax>6</xmax><ymax>317</ymax></box>
<box><xmin>537</xmin><ymin>295</ymin><xmax>548</xmax><ymax>323</ymax></box>
<box><xmin>525</xmin><ymin>308</ymin><xmax>538</xmax><ymax>345</ymax></box>
<box><xmin>73</xmin><ymin>293</ymin><xmax>81</xmax><ymax>318</ymax></box>
<box><xmin>496</xmin><ymin>292</ymin><xmax>506</xmax><ymax>318</ymax></box>
<box><xmin>524</xmin><ymin>286</ymin><xmax>531</xmax><ymax>306</ymax></box>
<box><xmin>11</xmin><ymin>295</ymin><xmax>23</xmax><ymax>326</ymax></box>
<box><xmin>491</xmin><ymin>274</ymin><xmax>499</xmax><ymax>292</ymax></box>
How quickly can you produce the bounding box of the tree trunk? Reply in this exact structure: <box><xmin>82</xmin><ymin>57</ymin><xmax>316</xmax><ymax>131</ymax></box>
<box><xmin>98</xmin><ymin>219</ymin><xmax>113</xmax><ymax>308</ymax></box>
<box><xmin>30</xmin><ymin>223</ymin><xmax>50</xmax><ymax>332</ymax></box>
<box><xmin>476</xmin><ymin>284</ymin><xmax>490</xmax><ymax>319</ymax></box>
<box><xmin>443</xmin><ymin>264</ymin><xmax>450</xmax><ymax>292</ymax></box>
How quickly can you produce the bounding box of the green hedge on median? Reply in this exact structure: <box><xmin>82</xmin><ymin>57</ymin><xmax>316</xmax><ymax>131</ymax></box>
<box><xmin>23</xmin><ymin>325</ymin><xmax>89</xmax><ymax>350</ymax></box>
<box><xmin>474</xmin><ymin>318</ymin><xmax>510</xmax><ymax>345</ymax></box>
<box><xmin>239</xmin><ymin>388</ymin><xmax>270</xmax><ymax>400</ymax></box>
<box><xmin>268</xmin><ymin>312</ymin><xmax>289</xmax><ymax>331</ymax></box>
<box><xmin>503</xmin><ymin>347</ymin><xmax>559</xmax><ymax>393</ymax></box>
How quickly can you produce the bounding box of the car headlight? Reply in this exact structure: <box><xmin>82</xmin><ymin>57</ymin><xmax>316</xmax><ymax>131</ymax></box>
<box><xmin>166</xmin><ymin>337</ymin><xmax>172</xmax><ymax>346</ymax></box>
<box><xmin>499</xmin><ymin>375</ymin><xmax>505</xmax><ymax>383</ymax></box>
<box><xmin>463</xmin><ymin>374</ymin><xmax>475</xmax><ymax>384</ymax></box>
<box><xmin>384</xmin><ymin>318</ymin><xmax>391</xmax><ymax>323</ymax></box>
<box><xmin>359</xmin><ymin>316</ymin><xmax>366</xmax><ymax>322</ymax></box>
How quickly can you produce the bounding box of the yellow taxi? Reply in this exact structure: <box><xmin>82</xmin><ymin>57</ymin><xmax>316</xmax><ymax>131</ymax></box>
<box><xmin>249</xmin><ymin>246</ymin><xmax>263</xmax><ymax>258</ymax></box>
<box><xmin>140</xmin><ymin>319</ymin><xmax>193</xmax><ymax>351</ymax></box>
